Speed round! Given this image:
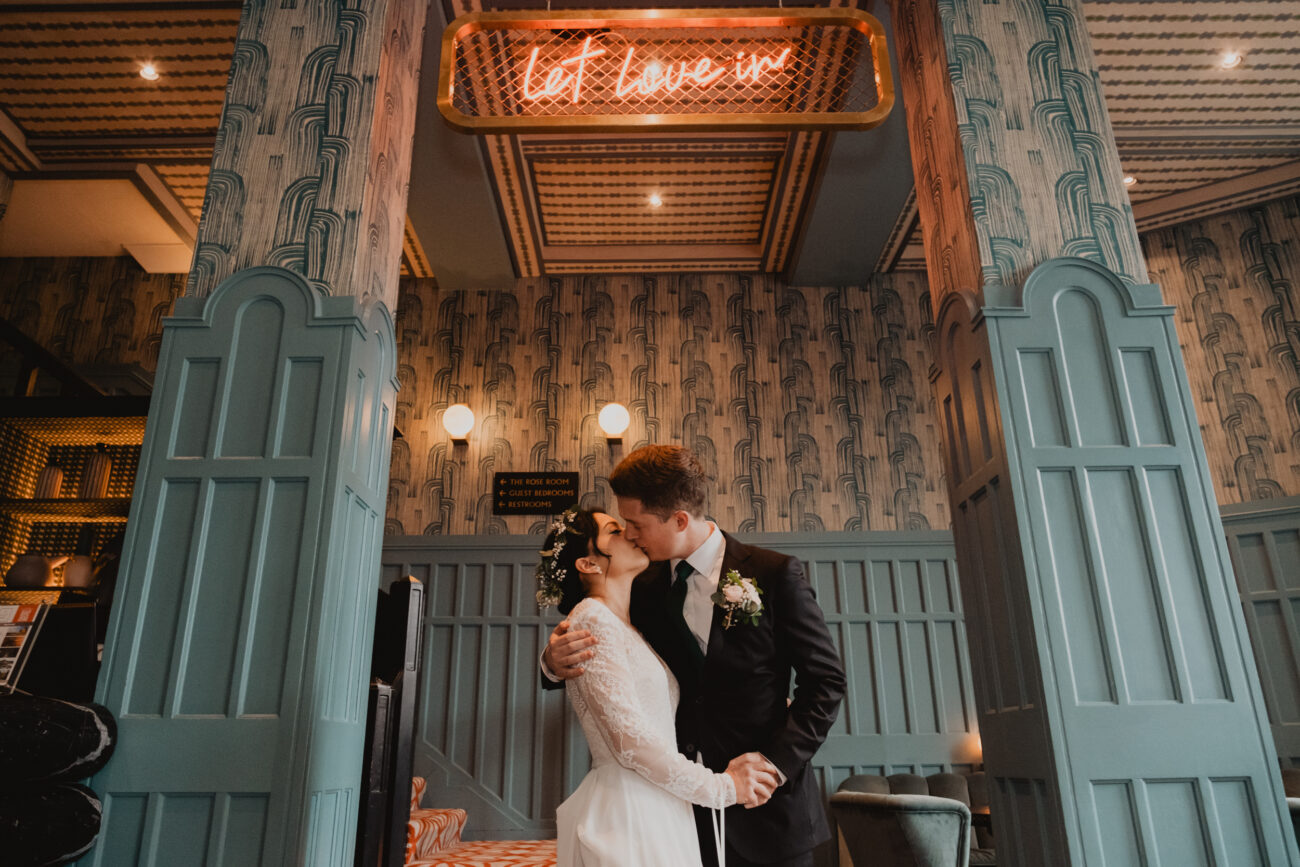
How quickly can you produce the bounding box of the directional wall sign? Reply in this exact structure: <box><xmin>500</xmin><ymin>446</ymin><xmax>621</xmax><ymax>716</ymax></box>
<box><xmin>493</xmin><ymin>472</ymin><xmax>580</xmax><ymax>515</ymax></box>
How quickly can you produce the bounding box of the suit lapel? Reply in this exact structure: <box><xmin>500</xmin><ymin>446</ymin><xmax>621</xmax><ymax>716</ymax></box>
<box><xmin>634</xmin><ymin>561</ymin><xmax>672</xmax><ymax>631</ymax></box>
<box><xmin>705</xmin><ymin>532</ymin><xmax>752</xmax><ymax>665</ymax></box>
<box><xmin>646</xmin><ymin>560</ymin><xmax>672</xmax><ymax>598</ymax></box>
<box><xmin>637</xmin><ymin>560</ymin><xmax>702</xmax><ymax>685</ymax></box>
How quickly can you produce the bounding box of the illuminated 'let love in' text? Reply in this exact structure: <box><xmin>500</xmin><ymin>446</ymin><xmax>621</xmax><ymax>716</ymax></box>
<box><xmin>520</xmin><ymin>35</ymin><xmax>794</xmax><ymax>103</ymax></box>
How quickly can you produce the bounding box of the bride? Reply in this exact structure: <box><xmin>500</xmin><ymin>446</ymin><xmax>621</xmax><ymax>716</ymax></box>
<box><xmin>536</xmin><ymin>509</ymin><xmax>769</xmax><ymax>867</ymax></box>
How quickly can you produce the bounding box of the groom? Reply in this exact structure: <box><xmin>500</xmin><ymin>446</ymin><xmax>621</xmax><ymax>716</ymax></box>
<box><xmin>543</xmin><ymin>445</ymin><xmax>846</xmax><ymax>867</ymax></box>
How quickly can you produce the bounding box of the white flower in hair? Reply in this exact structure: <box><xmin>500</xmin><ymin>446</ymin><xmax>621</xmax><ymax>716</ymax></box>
<box><xmin>536</xmin><ymin>508</ymin><xmax>581</xmax><ymax>612</ymax></box>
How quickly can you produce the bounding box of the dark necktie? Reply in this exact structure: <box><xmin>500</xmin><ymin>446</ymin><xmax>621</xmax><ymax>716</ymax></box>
<box><xmin>669</xmin><ymin>560</ymin><xmax>705</xmax><ymax>668</ymax></box>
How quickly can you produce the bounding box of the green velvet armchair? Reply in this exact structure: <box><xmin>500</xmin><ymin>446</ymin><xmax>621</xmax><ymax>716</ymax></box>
<box><xmin>832</xmin><ymin>790</ymin><xmax>970</xmax><ymax>867</ymax></box>
<box><xmin>832</xmin><ymin>772</ymin><xmax>991</xmax><ymax>867</ymax></box>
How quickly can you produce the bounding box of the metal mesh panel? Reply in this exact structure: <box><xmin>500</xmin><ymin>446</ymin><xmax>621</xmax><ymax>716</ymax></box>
<box><xmin>442</xmin><ymin>11</ymin><xmax>890</xmax><ymax>130</ymax></box>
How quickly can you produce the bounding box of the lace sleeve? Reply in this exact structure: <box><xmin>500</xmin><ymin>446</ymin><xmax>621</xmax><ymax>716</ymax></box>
<box><xmin>568</xmin><ymin>604</ymin><xmax>736</xmax><ymax>810</ymax></box>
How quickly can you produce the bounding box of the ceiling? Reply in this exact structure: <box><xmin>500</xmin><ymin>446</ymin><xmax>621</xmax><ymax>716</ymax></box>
<box><xmin>0</xmin><ymin>0</ymin><xmax>1296</xmax><ymax>286</ymax></box>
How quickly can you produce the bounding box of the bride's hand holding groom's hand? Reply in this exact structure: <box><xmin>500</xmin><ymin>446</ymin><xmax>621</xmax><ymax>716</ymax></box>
<box><xmin>545</xmin><ymin>620</ymin><xmax>598</xmax><ymax>679</ymax></box>
<box><xmin>725</xmin><ymin>753</ymin><xmax>780</xmax><ymax>809</ymax></box>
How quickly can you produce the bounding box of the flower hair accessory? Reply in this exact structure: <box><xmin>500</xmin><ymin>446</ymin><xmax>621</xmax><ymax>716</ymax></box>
<box><xmin>712</xmin><ymin>569</ymin><xmax>763</xmax><ymax>629</ymax></box>
<box><xmin>536</xmin><ymin>508</ymin><xmax>579</xmax><ymax>611</ymax></box>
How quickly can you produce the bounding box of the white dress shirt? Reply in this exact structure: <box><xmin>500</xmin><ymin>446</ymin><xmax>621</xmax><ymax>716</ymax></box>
<box><xmin>674</xmin><ymin>524</ymin><xmax>787</xmax><ymax>785</ymax></box>
<box><xmin>543</xmin><ymin>523</ymin><xmax>786</xmax><ymax>785</ymax></box>
<box><xmin>670</xmin><ymin>523</ymin><xmax>726</xmax><ymax>654</ymax></box>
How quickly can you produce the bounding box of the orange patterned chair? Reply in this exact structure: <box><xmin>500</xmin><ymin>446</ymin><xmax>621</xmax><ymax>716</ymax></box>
<box><xmin>405</xmin><ymin>777</ymin><xmax>557</xmax><ymax>867</ymax></box>
<box><xmin>407</xmin><ymin>839</ymin><xmax>558</xmax><ymax>867</ymax></box>
<box><xmin>405</xmin><ymin>777</ymin><xmax>467</xmax><ymax>863</ymax></box>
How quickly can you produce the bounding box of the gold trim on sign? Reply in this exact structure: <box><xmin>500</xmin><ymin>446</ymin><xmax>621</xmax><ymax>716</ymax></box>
<box><xmin>436</xmin><ymin>7</ymin><xmax>895</xmax><ymax>134</ymax></box>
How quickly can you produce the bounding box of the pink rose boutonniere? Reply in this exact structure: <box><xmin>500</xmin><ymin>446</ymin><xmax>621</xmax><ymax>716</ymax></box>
<box><xmin>712</xmin><ymin>569</ymin><xmax>764</xmax><ymax>629</ymax></box>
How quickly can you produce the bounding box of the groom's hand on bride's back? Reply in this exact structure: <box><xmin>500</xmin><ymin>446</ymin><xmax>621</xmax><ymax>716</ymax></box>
<box><xmin>544</xmin><ymin>620</ymin><xmax>599</xmax><ymax>679</ymax></box>
<box><xmin>725</xmin><ymin>753</ymin><xmax>780</xmax><ymax>808</ymax></box>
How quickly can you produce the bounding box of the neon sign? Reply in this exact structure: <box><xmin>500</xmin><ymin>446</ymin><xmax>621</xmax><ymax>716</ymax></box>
<box><xmin>438</xmin><ymin>8</ymin><xmax>894</xmax><ymax>133</ymax></box>
<box><xmin>518</xmin><ymin>35</ymin><xmax>795</xmax><ymax>104</ymax></box>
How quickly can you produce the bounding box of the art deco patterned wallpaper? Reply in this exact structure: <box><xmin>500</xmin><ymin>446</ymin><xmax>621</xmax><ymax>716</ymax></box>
<box><xmin>3</xmin><ymin>191</ymin><xmax>1295</xmax><ymax>527</ymax></box>
<box><xmin>387</xmin><ymin>272</ymin><xmax>949</xmax><ymax>535</ymax></box>
<box><xmin>0</xmin><ymin>258</ymin><xmax>184</xmax><ymax>375</ymax></box>
<box><xmin>1143</xmin><ymin>194</ymin><xmax>1300</xmax><ymax>505</ymax></box>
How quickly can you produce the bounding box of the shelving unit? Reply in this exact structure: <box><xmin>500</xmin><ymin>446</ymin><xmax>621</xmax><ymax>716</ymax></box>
<box><xmin>0</xmin><ymin>500</ymin><xmax>132</xmax><ymax>521</ymax></box>
<box><xmin>0</xmin><ymin>396</ymin><xmax>149</xmax><ymax>581</ymax></box>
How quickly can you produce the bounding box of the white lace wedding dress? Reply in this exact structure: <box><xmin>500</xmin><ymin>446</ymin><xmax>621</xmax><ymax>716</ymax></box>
<box><xmin>557</xmin><ymin>597</ymin><xmax>736</xmax><ymax>867</ymax></box>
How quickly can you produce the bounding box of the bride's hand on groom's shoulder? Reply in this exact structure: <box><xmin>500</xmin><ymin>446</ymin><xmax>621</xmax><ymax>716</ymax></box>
<box><xmin>725</xmin><ymin>753</ymin><xmax>780</xmax><ymax>809</ymax></box>
<box><xmin>544</xmin><ymin>620</ymin><xmax>598</xmax><ymax>679</ymax></box>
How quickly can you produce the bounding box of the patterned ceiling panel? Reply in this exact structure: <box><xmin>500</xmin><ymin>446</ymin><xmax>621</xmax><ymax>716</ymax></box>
<box><xmin>0</xmin><ymin>1</ymin><xmax>1294</xmax><ymax>276</ymax></box>
<box><xmin>532</xmin><ymin>150</ymin><xmax>778</xmax><ymax>247</ymax></box>
<box><xmin>1116</xmin><ymin>147</ymin><xmax>1300</xmax><ymax>202</ymax></box>
<box><xmin>438</xmin><ymin>0</ymin><xmax>836</xmax><ymax>274</ymax></box>
<box><xmin>0</xmin><ymin>5</ymin><xmax>236</xmax><ymax>218</ymax></box>
<box><xmin>1085</xmin><ymin>0</ymin><xmax>1300</xmax><ymax>202</ymax></box>
<box><xmin>152</xmin><ymin>162</ymin><xmax>211</xmax><ymax>221</ymax></box>
<box><xmin>0</xmin><ymin>7</ymin><xmax>237</xmax><ymax>142</ymax></box>
<box><xmin>482</xmin><ymin>130</ymin><xmax>825</xmax><ymax>275</ymax></box>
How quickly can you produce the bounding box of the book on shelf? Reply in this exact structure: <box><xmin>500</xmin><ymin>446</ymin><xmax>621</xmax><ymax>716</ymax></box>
<box><xmin>0</xmin><ymin>602</ymin><xmax>50</xmax><ymax>693</ymax></box>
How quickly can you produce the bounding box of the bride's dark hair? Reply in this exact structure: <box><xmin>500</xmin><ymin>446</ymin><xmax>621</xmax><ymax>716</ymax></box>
<box><xmin>537</xmin><ymin>508</ymin><xmax>609</xmax><ymax>615</ymax></box>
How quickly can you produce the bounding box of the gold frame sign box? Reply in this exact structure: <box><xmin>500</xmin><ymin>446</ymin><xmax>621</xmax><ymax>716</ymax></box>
<box><xmin>437</xmin><ymin>7</ymin><xmax>895</xmax><ymax>133</ymax></box>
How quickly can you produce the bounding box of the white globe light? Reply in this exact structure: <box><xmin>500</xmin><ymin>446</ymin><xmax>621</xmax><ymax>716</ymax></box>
<box><xmin>598</xmin><ymin>403</ymin><xmax>631</xmax><ymax>437</ymax></box>
<box><xmin>443</xmin><ymin>404</ymin><xmax>474</xmax><ymax>439</ymax></box>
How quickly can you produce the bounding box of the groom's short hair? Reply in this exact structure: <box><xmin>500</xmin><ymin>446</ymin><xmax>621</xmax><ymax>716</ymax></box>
<box><xmin>609</xmin><ymin>445</ymin><xmax>708</xmax><ymax>519</ymax></box>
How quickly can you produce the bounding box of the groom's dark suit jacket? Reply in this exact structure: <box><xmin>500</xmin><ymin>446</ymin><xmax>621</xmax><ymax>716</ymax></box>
<box><xmin>549</xmin><ymin>532</ymin><xmax>846</xmax><ymax>864</ymax></box>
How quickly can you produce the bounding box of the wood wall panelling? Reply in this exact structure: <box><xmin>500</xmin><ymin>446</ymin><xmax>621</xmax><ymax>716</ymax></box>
<box><xmin>89</xmin><ymin>270</ymin><xmax>397</xmax><ymax>865</ymax></box>
<box><xmin>983</xmin><ymin>257</ymin><xmax>1295</xmax><ymax>865</ymax></box>
<box><xmin>929</xmin><ymin>287</ymin><xmax>1067</xmax><ymax>863</ymax></box>
<box><xmin>382</xmin><ymin>531</ymin><xmax>979</xmax><ymax>842</ymax></box>
<box><xmin>1222</xmin><ymin>495</ymin><xmax>1300</xmax><ymax>766</ymax></box>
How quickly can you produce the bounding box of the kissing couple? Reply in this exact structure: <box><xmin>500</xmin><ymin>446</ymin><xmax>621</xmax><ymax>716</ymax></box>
<box><xmin>538</xmin><ymin>445</ymin><xmax>846</xmax><ymax>867</ymax></box>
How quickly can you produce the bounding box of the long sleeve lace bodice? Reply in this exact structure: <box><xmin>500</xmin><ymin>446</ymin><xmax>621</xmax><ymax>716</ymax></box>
<box><xmin>565</xmin><ymin>598</ymin><xmax>736</xmax><ymax>810</ymax></box>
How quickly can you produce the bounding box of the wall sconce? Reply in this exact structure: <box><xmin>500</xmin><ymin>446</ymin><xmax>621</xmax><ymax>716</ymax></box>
<box><xmin>598</xmin><ymin>402</ymin><xmax>630</xmax><ymax>442</ymax></box>
<box><xmin>443</xmin><ymin>403</ymin><xmax>474</xmax><ymax>443</ymax></box>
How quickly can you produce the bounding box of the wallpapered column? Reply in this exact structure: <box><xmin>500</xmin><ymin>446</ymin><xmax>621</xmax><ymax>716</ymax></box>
<box><xmin>891</xmin><ymin>0</ymin><xmax>1295</xmax><ymax>864</ymax></box>
<box><xmin>85</xmin><ymin>1</ymin><xmax>425</xmax><ymax>865</ymax></box>
<box><xmin>187</xmin><ymin>0</ymin><xmax>419</xmax><ymax>312</ymax></box>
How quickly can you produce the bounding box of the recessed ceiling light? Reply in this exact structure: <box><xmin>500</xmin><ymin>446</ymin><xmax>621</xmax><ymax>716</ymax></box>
<box><xmin>1122</xmin><ymin>175</ymin><xmax>1137</xmax><ymax>187</ymax></box>
<box><xmin>139</xmin><ymin>63</ymin><xmax>160</xmax><ymax>81</ymax></box>
<box><xmin>1220</xmin><ymin>51</ymin><xmax>1243</xmax><ymax>69</ymax></box>
<box><xmin>648</xmin><ymin>193</ymin><xmax>663</xmax><ymax>208</ymax></box>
